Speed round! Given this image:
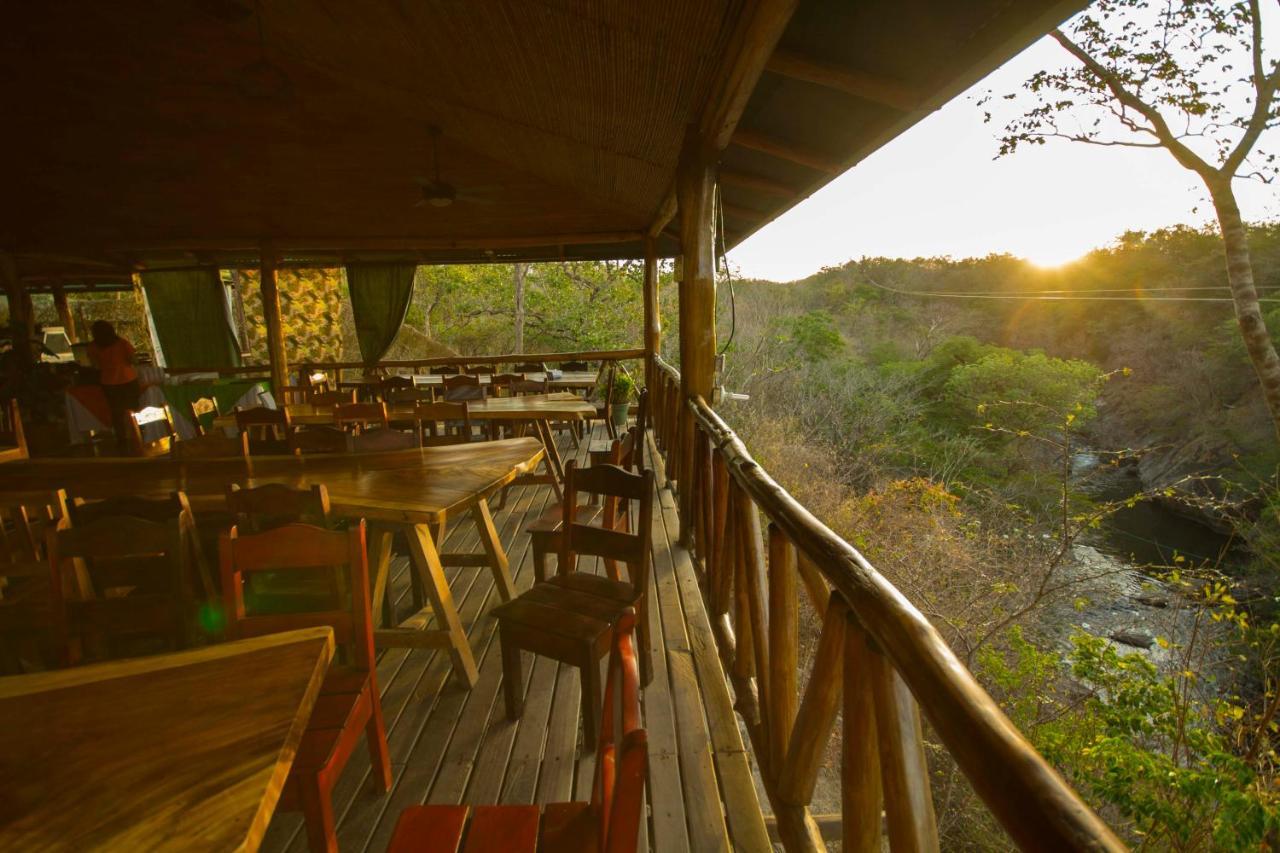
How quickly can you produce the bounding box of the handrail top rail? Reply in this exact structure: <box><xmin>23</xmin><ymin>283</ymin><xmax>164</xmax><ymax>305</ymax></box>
<box><xmin>164</xmin><ymin>348</ymin><xmax>645</xmax><ymax>376</ymax></box>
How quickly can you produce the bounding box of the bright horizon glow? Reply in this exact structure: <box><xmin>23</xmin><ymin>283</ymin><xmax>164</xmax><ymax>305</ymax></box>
<box><xmin>728</xmin><ymin>36</ymin><xmax>1280</xmax><ymax>283</ymax></box>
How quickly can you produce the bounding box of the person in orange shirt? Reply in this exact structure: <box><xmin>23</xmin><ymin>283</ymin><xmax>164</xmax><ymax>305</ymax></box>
<box><xmin>87</xmin><ymin>321</ymin><xmax>139</xmax><ymax>449</ymax></box>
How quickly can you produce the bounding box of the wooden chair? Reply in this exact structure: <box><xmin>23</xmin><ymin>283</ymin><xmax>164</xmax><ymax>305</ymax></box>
<box><xmin>493</xmin><ymin>461</ymin><xmax>654</xmax><ymax>745</ymax></box>
<box><xmin>279</xmin><ymin>385</ymin><xmax>313</xmax><ymax>406</ymax></box>
<box><xmin>0</xmin><ymin>489</ymin><xmax>71</xmax><ymax>673</ymax></box>
<box><xmin>310</xmin><ymin>389</ymin><xmax>358</xmax><ymax>407</ymax></box>
<box><xmin>429</xmin><ymin>364</ymin><xmax>463</xmax><ymax>375</ymax></box>
<box><xmin>590</xmin><ymin>388</ymin><xmax>647</xmax><ymax>472</ymax></box>
<box><xmin>288</xmin><ymin>426</ymin><xmax>353</xmax><ymax>455</ymax></box>
<box><xmin>528</xmin><ymin>430</ymin><xmax>633</xmax><ymax>582</ymax></box>
<box><xmin>467</xmin><ymin>364</ymin><xmax>496</xmax><ymax>375</ymax></box>
<box><xmin>219</xmin><ymin>521</ymin><xmax>392</xmax><ymax>852</ymax></box>
<box><xmin>186</xmin><ymin>396</ymin><xmax>220</xmax><ymax>436</ymax></box>
<box><xmin>442</xmin><ymin>373</ymin><xmax>486</xmax><ymax>402</ymax></box>
<box><xmin>225</xmin><ymin>483</ymin><xmax>340</xmax><ymax>612</ymax></box>
<box><xmin>489</xmin><ymin>372</ymin><xmax>524</xmax><ymax>397</ymax></box>
<box><xmin>379</xmin><ymin>375</ymin><xmax>415</xmax><ymax>402</ymax></box>
<box><xmin>124</xmin><ymin>405</ymin><xmax>177</xmax><ymax>457</ymax></box>
<box><xmin>0</xmin><ymin>398</ymin><xmax>30</xmax><ymax>461</ymax></box>
<box><xmin>235</xmin><ymin>406</ymin><xmax>292</xmax><ymax>446</ymax></box>
<box><xmin>414</xmin><ymin>401</ymin><xmax>472</xmax><ymax>446</ymax></box>
<box><xmin>560</xmin><ymin>360</ymin><xmax>591</xmax><ymax>372</ymax></box>
<box><xmin>388</xmin><ymin>611</ymin><xmax>646</xmax><ymax>853</ymax></box>
<box><xmin>171</xmin><ymin>430</ymin><xmax>250</xmax><ymax>460</ymax></box>
<box><xmin>333</xmin><ymin>401</ymin><xmax>389</xmax><ymax>433</ymax></box>
<box><xmin>385</xmin><ymin>386</ymin><xmax>434</xmax><ymax>406</ymax></box>
<box><xmin>514</xmin><ymin>361</ymin><xmax>546</xmax><ymax>374</ymax></box>
<box><xmin>49</xmin><ymin>506</ymin><xmax>195</xmax><ymax>664</ymax></box>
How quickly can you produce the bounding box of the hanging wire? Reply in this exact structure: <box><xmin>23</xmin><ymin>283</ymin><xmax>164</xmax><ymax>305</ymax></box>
<box><xmin>857</xmin><ymin>275</ymin><xmax>1280</xmax><ymax>304</ymax></box>
<box><xmin>716</xmin><ymin>182</ymin><xmax>736</xmax><ymax>356</ymax></box>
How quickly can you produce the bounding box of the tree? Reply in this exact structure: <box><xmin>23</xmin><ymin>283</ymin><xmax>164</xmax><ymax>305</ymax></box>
<box><xmin>987</xmin><ymin>0</ymin><xmax>1280</xmax><ymax>438</ymax></box>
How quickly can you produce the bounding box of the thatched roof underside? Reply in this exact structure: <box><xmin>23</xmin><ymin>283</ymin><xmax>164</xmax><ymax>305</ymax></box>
<box><xmin>2</xmin><ymin>0</ymin><xmax>1082</xmax><ymax>281</ymax></box>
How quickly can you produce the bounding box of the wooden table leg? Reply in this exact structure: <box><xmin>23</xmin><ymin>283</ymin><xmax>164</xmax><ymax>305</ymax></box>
<box><xmin>472</xmin><ymin>500</ymin><xmax>516</xmax><ymax>602</ymax></box>
<box><xmin>405</xmin><ymin>522</ymin><xmax>479</xmax><ymax>688</ymax></box>
<box><xmin>535</xmin><ymin>418</ymin><xmax>566</xmax><ymax>483</ymax></box>
<box><xmin>368</xmin><ymin>524</ymin><xmax>395</xmax><ymax>628</ymax></box>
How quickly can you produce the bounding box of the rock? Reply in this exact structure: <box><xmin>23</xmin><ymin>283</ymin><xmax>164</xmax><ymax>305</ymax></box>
<box><xmin>1134</xmin><ymin>592</ymin><xmax>1170</xmax><ymax>608</ymax></box>
<box><xmin>1110</xmin><ymin>628</ymin><xmax>1154</xmax><ymax>649</ymax></box>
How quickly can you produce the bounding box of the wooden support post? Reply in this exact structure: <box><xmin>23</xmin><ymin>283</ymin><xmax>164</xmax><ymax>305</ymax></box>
<box><xmin>52</xmin><ymin>283</ymin><xmax>77</xmax><ymax>341</ymax></box>
<box><xmin>870</xmin><ymin>647</ymin><xmax>940</xmax><ymax>852</ymax></box>
<box><xmin>258</xmin><ymin>246</ymin><xmax>289</xmax><ymax>398</ymax></box>
<box><xmin>642</xmin><ymin>236</ymin><xmax>661</xmax><ymax>393</ymax></box>
<box><xmin>778</xmin><ymin>593</ymin><xmax>847</xmax><ymax>805</ymax></box>
<box><xmin>675</xmin><ymin>137</ymin><xmax>716</xmax><ymax>546</ymax></box>
<box><xmin>0</xmin><ymin>253</ymin><xmax>33</xmax><ymax>371</ymax></box>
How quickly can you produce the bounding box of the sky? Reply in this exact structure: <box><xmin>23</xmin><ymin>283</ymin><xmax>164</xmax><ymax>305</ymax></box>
<box><xmin>728</xmin><ymin>35</ymin><xmax>1280</xmax><ymax>283</ymax></box>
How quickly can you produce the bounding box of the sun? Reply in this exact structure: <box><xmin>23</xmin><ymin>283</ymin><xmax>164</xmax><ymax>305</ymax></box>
<box><xmin>1020</xmin><ymin>244</ymin><xmax>1089</xmax><ymax>270</ymax></box>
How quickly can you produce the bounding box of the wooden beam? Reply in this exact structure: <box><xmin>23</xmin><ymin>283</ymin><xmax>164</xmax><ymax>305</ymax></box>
<box><xmin>698</xmin><ymin>0</ymin><xmax>803</xmax><ymax>152</ymax></box>
<box><xmin>730</xmin><ymin>129</ymin><xmax>843</xmax><ymax>174</ymax></box>
<box><xmin>766</xmin><ymin>50</ymin><xmax>923</xmax><ymax>112</ymax></box>
<box><xmin>52</xmin><ymin>283</ymin><xmax>77</xmax><ymax>341</ymax></box>
<box><xmin>258</xmin><ymin>246</ymin><xmax>289</xmax><ymax>399</ymax></box>
<box><xmin>676</xmin><ymin>137</ymin><xmax>717</xmax><ymax>546</ymax></box>
<box><xmin>642</xmin><ymin>236</ymin><xmax>661</xmax><ymax>391</ymax></box>
<box><xmin>77</xmin><ymin>232</ymin><xmax>646</xmax><ymax>255</ymax></box>
<box><xmin>719</xmin><ymin>169</ymin><xmax>798</xmax><ymax>199</ymax></box>
<box><xmin>721</xmin><ymin>201</ymin><xmax>770</xmax><ymax>223</ymax></box>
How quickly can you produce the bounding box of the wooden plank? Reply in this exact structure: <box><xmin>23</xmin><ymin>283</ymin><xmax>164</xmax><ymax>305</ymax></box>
<box><xmin>765</xmin><ymin>50</ymin><xmax>923</xmax><ymax>112</ymax></box>
<box><xmin>778</xmin><ymin>594</ymin><xmax>847</xmax><ymax>806</ymax></box>
<box><xmin>767</xmin><ymin>524</ymin><xmax>798</xmax><ymax>776</ymax></box>
<box><xmin>843</xmin><ymin>625</ymin><xmax>883</xmax><ymax>853</ymax></box>
<box><xmin>870</xmin><ymin>649</ymin><xmax>940</xmax><ymax>853</ymax></box>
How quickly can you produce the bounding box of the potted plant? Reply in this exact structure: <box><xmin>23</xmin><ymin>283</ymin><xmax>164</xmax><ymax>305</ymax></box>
<box><xmin>608</xmin><ymin>371</ymin><xmax>636</xmax><ymax>431</ymax></box>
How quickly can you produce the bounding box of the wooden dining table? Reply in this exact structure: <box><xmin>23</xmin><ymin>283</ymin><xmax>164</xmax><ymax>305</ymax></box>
<box><xmin>0</xmin><ymin>627</ymin><xmax>334</xmax><ymax>852</ymax></box>
<box><xmin>250</xmin><ymin>392</ymin><xmax>597</xmax><ymax>499</ymax></box>
<box><xmin>0</xmin><ymin>439</ymin><xmax>546</xmax><ymax>687</ymax></box>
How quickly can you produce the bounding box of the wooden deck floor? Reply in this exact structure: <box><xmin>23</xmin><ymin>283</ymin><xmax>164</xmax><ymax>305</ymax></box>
<box><xmin>260</xmin><ymin>426</ymin><xmax>771</xmax><ymax>853</ymax></box>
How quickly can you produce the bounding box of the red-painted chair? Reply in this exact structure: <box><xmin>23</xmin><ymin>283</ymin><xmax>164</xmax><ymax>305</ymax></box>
<box><xmin>219</xmin><ymin>520</ymin><xmax>392</xmax><ymax>853</ymax></box>
<box><xmin>387</xmin><ymin>610</ymin><xmax>646</xmax><ymax>853</ymax></box>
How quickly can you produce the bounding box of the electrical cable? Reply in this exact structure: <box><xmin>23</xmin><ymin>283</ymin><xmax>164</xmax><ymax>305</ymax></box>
<box><xmin>716</xmin><ymin>183</ymin><xmax>736</xmax><ymax>356</ymax></box>
<box><xmin>857</xmin><ymin>275</ymin><xmax>1280</xmax><ymax>304</ymax></box>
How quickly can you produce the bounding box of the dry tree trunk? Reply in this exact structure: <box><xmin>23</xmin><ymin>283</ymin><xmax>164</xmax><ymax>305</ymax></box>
<box><xmin>1209</xmin><ymin>179</ymin><xmax>1280</xmax><ymax>442</ymax></box>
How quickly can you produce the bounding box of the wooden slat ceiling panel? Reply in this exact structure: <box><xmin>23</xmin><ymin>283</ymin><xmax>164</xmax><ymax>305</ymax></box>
<box><xmin>1</xmin><ymin>0</ymin><xmax>740</xmax><ymax>258</ymax></box>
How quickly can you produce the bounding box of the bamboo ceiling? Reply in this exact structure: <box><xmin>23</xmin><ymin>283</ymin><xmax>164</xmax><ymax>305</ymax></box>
<box><xmin>2</xmin><ymin>0</ymin><xmax>1083</xmax><ymax>280</ymax></box>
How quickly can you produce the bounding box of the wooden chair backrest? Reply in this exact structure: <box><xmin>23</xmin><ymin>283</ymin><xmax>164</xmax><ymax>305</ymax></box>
<box><xmin>235</xmin><ymin>406</ymin><xmax>291</xmax><ymax>441</ymax></box>
<box><xmin>560</xmin><ymin>360</ymin><xmax>590</xmax><ymax>372</ymax></box>
<box><xmin>125</xmin><ymin>405</ymin><xmax>177</xmax><ymax>457</ymax></box>
<box><xmin>333</xmin><ymin>402</ymin><xmax>389</xmax><ymax>432</ymax></box>
<box><xmin>380</xmin><ymin>375</ymin><xmax>414</xmax><ymax>401</ymax></box>
<box><xmin>385</xmin><ymin>387</ymin><xmax>435</xmax><ymax>406</ymax></box>
<box><xmin>171</xmin><ymin>430</ymin><xmax>250</xmax><ymax>460</ymax></box>
<box><xmin>310</xmin><ymin>389</ymin><xmax>358</xmax><ymax>407</ymax></box>
<box><xmin>514</xmin><ymin>361</ymin><xmax>546</xmax><ymax>373</ymax></box>
<box><xmin>593</xmin><ymin>609</ymin><xmax>646</xmax><ymax>853</ymax></box>
<box><xmin>0</xmin><ymin>398</ymin><xmax>30</xmax><ymax>460</ymax></box>
<box><xmin>467</xmin><ymin>364</ymin><xmax>496</xmax><ymax>375</ymax></box>
<box><xmin>351</xmin><ymin>427</ymin><xmax>418</xmax><ymax>453</ymax></box>
<box><xmin>559</xmin><ymin>461</ymin><xmax>653</xmax><ymax>597</ymax></box>
<box><xmin>278</xmin><ymin>385</ymin><xmax>312</xmax><ymax>406</ymax></box>
<box><xmin>187</xmin><ymin>396</ymin><xmax>219</xmax><ymax>436</ymax></box>
<box><xmin>442</xmin><ymin>374</ymin><xmax>485</xmax><ymax>402</ymax></box>
<box><xmin>0</xmin><ymin>488</ymin><xmax>70</xmax><ymax>570</ymax></box>
<box><xmin>288</xmin><ymin>426</ymin><xmax>353</xmax><ymax>455</ymax></box>
<box><xmin>226</xmin><ymin>483</ymin><xmax>331</xmax><ymax>533</ymax></box>
<box><xmin>429</xmin><ymin>364</ymin><xmax>463</xmax><ymax>375</ymax></box>
<box><xmin>413</xmin><ymin>401</ymin><xmax>470</xmax><ymax>445</ymax></box>
<box><xmin>489</xmin><ymin>373</ymin><xmax>524</xmax><ymax>397</ymax></box>
<box><xmin>630</xmin><ymin>389</ymin><xmax>648</xmax><ymax>472</ymax></box>
<box><xmin>219</xmin><ymin>521</ymin><xmax>374</xmax><ymax>671</ymax></box>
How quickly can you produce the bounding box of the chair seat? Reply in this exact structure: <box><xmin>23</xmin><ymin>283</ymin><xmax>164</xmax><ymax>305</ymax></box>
<box><xmin>539</xmin><ymin>801</ymin><xmax>598</xmax><ymax>853</ymax></box>
<box><xmin>389</xmin><ymin>804</ymin><xmax>540</xmax><ymax>853</ymax></box>
<box><xmin>491</xmin><ymin>592</ymin><xmax>616</xmax><ymax>646</ymax></box>
<box><xmin>544</xmin><ymin>572</ymin><xmax>636</xmax><ymax>604</ymax></box>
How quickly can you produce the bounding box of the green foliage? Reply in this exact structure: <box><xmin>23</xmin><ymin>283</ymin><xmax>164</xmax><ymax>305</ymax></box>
<box><xmin>609</xmin><ymin>370</ymin><xmax>636</xmax><ymax>403</ymax></box>
<box><xmin>783</xmin><ymin>310</ymin><xmax>844</xmax><ymax>363</ymax></box>
<box><xmin>945</xmin><ymin>350</ymin><xmax>1104</xmax><ymax>435</ymax></box>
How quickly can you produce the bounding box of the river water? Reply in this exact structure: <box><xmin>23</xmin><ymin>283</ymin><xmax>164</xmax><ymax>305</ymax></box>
<box><xmin>1071</xmin><ymin>450</ymin><xmax>1247</xmax><ymax>572</ymax></box>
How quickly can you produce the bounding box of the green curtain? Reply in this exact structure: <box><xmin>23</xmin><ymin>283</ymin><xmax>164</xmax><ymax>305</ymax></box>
<box><xmin>346</xmin><ymin>263</ymin><xmax>416</xmax><ymax>363</ymax></box>
<box><xmin>140</xmin><ymin>269</ymin><xmax>242</xmax><ymax>369</ymax></box>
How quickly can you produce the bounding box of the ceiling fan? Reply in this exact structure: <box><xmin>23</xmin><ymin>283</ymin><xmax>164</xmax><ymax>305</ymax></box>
<box><xmin>414</xmin><ymin>126</ymin><xmax>500</xmax><ymax>207</ymax></box>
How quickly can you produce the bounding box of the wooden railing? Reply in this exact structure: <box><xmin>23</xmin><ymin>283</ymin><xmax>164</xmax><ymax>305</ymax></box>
<box><xmin>648</xmin><ymin>356</ymin><xmax>1124</xmax><ymax>852</ymax></box>
<box><xmin>162</xmin><ymin>348</ymin><xmax>644</xmax><ymax>381</ymax></box>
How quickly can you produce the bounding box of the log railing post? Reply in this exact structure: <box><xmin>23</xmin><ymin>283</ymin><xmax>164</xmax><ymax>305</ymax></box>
<box><xmin>767</xmin><ymin>524</ymin><xmax>798</xmax><ymax>775</ymax></box>
<box><xmin>843</xmin><ymin>621</ymin><xmax>884</xmax><ymax>853</ymax></box>
<box><xmin>52</xmin><ymin>283</ymin><xmax>77</xmax><ymax>341</ymax></box>
<box><xmin>643</xmin><ymin>236</ymin><xmax>660</xmax><ymax>393</ymax></box>
<box><xmin>778</xmin><ymin>593</ymin><xmax>847</xmax><ymax>805</ymax></box>
<box><xmin>869</xmin><ymin>646</ymin><xmax>940</xmax><ymax>853</ymax></box>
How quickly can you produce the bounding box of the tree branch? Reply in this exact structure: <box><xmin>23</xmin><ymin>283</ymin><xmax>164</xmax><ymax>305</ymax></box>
<box><xmin>1224</xmin><ymin>0</ymin><xmax>1280</xmax><ymax>177</ymax></box>
<box><xmin>1051</xmin><ymin>27</ymin><xmax>1217</xmax><ymax>180</ymax></box>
